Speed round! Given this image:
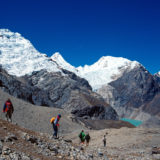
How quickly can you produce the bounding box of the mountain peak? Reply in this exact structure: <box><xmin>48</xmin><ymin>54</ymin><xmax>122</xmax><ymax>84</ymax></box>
<box><xmin>0</xmin><ymin>29</ymin><xmax>61</xmax><ymax>76</ymax></box>
<box><xmin>51</xmin><ymin>52</ymin><xmax>63</xmax><ymax>58</ymax></box>
<box><xmin>51</xmin><ymin>52</ymin><xmax>76</xmax><ymax>72</ymax></box>
<box><xmin>95</xmin><ymin>56</ymin><xmax>139</xmax><ymax>68</ymax></box>
<box><xmin>51</xmin><ymin>52</ymin><xmax>65</xmax><ymax>63</ymax></box>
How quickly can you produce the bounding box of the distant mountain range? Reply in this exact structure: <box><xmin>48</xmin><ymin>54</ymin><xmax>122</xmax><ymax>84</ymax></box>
<box><xmin>51</xmin><ymin>52</ymin><xmax>141</xmax><ymax>90</ymax></box>
<box><xmin>0</xmin><ymin>29</ymin><xmax>160</xmax><ymax>127</ymax></box>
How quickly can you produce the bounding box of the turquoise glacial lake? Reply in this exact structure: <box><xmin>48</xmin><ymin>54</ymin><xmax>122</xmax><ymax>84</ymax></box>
<box><xmin>121</xmin><ymin>118</ymin><xmax>143</xmax><ymax>127</ymax></box>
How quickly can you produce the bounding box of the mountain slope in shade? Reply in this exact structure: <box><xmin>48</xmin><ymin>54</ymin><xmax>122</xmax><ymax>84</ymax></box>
<box><xmin>0</xmin><ymin>29</ymin><xmax>61</xmax><ymax>76</ymax></box>
<box><xmin>97</xmin><ymin>65</ymin><xmax>160</xmax><ymax>124</ymax></box>
<box><xmin>0</xmin><ymin>65</ymin><xmax>118</xmax><ymax>120</ymax></box>
<box><xmin>51</xmin><ymin>53</ymin><xmax>140</xmax><ymax>90</ymax></box>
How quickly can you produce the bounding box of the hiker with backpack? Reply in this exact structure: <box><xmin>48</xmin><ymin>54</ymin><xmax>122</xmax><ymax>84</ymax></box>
<box><xmin>3</xmin><ymin>98</ymin><xmax>14</xmax><ymax>122</ymax></box>
<box><xmin>50</xmin><ymin>114</ymin><xmax>61</xmax><ymax>139</ymax></box>
<box><xmin>79</xmin><ymin>130</ymin><xmax>86</xmax><ymax>144</ymax></box>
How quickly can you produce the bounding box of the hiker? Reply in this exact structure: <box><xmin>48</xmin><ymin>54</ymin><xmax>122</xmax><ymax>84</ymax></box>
<box><xmin>85</xmin><ymin>132</ymin><xmax>90</xmax><ymax>146</ymax></box>
<box><xmin>79</xmin><ymin>130</ymin><xmax>86</xmax><ymax>144</ymax></box>
<box><xmin>103</xmin><ymin>135</ymin><xmax>106</xmax><ymax>147</ymax></box>
<box><xmin>3</xmin><ymin>99</ymin><xmax>14</xmax><ymax>122</ymax></box>
<box><xmin>51</xmin><ymin>114</ymin><xmax>61</xmax><ymax>138</ymax></box>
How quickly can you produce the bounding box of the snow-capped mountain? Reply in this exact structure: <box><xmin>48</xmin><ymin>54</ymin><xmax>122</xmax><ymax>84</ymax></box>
<box><xmin>0</xmin><ymin>29</ymin><xmax>142</xmax><ymax>91</ymax></box>
<box><xmin>51</xmin><ymin>53</ymin><xmax>140</xmax><ymax>90</ymax></box>
<box><xmin>0</xmin><ymin>29</ymin><xmax>61</xmax><ymax>76</ymax></box>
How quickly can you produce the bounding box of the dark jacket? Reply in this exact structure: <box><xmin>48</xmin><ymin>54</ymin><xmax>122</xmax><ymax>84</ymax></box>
<box><xmin>85</xmin><ymin>134</ymin><xmax>90</xmax><ymax>142</ymax></box>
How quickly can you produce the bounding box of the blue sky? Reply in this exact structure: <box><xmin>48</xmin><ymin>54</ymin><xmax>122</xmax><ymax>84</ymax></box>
<box><xmin>0</xmin><ymin>0</ymin><xmax>160</xmax><ymax>73</ymax></box>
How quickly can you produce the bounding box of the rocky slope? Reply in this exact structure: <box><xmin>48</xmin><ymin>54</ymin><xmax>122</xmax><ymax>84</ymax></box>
<box><xmin>97</xmin><ymin>66</ymin><xmax>160</xmax><ymax>125</ymax></box>
<box><xmin>0</xmin><ymin>88</ymin><xmax>135</xmax><ymax>134</ymax></box>
<box><xmin>0</xmin><ymin>118</ymin><xmax>160</xmax><ymax>160</ymax></box>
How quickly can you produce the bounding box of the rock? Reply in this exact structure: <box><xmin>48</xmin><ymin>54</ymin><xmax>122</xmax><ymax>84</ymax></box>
<box><xmin>79</xmin><ymin>154</ymin><xmax>87</xmax><ymax>160</ymax></box>
<box><xmin>9</xmin><ymin>152</ymin><xmax>20</xmax><ymax>160</ymax></box>
<box><xmin>26</xmin><ymin>135</ymin><xmax>38</xmax><ymax>145</ymax></box>
<box><xmin>64</xmin><ymin>139</ymin><xmax>72</xmax><ymax>143</ymax></box>
<box><xmin>5</xmin><ymin>134</ymin><xmax>18</xmax><ymax>142</ymax></box>
<box><xmin>58</xmin><ymin>155</ymin><xmax>62</xmax><ymax>158</ymax></box>
<box><xmin>98</xmin><ymin>149</ymin><xmax>103</xmax><ymax>157</ymax></box>
<box><xmin>88</xmin><ymin>153</ymin><xmax>93</xmax><ymax>159</ymax></box>
<box><xmin>47</xmin><ymin>144</ymin><xmax>58</xmax><ymax>154</ymax></box>
<box><xmin>20</xmin><ymin>132</ymin><xmax>27</xmax><ymax>139</ymax></box>
<box><xmin>21</xmin><ymin>155</ymin><xmax>31</xmax><ymax>160</ymax></box>
<box><xmin>2</xmin><ymin>146</ymin><xmax>11</xmax><ymax>155</ymax></box>
<box><xmin>152</xmin><ymin>147</ymin><xmax>160</xmax><ymax>154</ymax></box>
<box><xmin>0</xmin><ymin>138</ymin><xmax>4</xmax><ymax>143</ymax></box>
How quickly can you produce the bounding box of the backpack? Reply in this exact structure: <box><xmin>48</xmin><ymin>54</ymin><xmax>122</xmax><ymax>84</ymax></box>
<box><xmin>50</xmin><ymin>117</ymin><xmax>56</xmax><ymax>124</ymax></box>
<box><xmin>79</xmin><ymin>132</ymin><xmax>82</xmax><ymax>139</ymax></box>
<box><xmin>4</xmin><ymin>101</ymin><xmax>12</xmax><ymax>112</ymax></box>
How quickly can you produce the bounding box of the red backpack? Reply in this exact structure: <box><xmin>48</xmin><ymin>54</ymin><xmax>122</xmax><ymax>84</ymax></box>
<box><xmin>5</xmin><ymin>101</ymin><xmax>12</xmax><ymax>112</ymax></box>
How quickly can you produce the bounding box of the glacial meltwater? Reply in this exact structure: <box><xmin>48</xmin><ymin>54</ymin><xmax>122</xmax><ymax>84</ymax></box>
<box><xmin>121</xmin><ymin>118</ymin><xmax>142</xmax><ymax>127</ymax></box>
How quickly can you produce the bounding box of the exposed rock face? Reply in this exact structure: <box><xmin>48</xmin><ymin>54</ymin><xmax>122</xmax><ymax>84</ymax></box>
<box><xmin>97</xmin><ymin>66</ymin><xmax>160</xmax><ymax>121</ymax></box>
<box><xmin>0</xmin><ymin>66</ymin><xmax>118</xmax><ymax>120</ymax></box>
<box><xmin>0</xmin><ymin>65</ymin><xmax>34</xmax><ymax>102</ymax></box>
<box><xmin>154</xmin><ymin>72</ymin><xmax>160</xmax><ymax>87</ymax></box>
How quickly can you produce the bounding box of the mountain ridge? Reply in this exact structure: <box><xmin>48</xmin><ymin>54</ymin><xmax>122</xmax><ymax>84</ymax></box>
<box><xmin>51</xmin><ymin>52</ymin><xmax>142</xmax><ymax>90</ymax></box>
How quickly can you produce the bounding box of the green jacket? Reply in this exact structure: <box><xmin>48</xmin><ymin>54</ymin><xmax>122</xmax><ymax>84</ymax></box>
<box><xmin>79</xmin><ymin>131</ymin><xmax>86</xmax><ymax>141</ymax></box>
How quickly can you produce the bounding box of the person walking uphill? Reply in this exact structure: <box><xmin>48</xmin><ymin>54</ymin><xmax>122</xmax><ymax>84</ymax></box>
<box><xmin>79</xmin><ymin>130</ymin><xmax>86</xmax><ymax>144</ymax></box>
<box><xmin>3</xmin><ymin>98</ymin><xmax>14</xmax><ymax>122</ymax></box>
<box><xmin>50</xmin><ymin>114</ymin><xmax>61</xmax><ymax>139</ymax></box>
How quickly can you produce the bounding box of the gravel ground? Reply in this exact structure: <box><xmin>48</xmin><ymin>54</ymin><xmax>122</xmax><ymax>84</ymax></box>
<box><xmin>1</xmin><ymin>89</ymin><xmax>160</xmax><ymax>159</ymax></box>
